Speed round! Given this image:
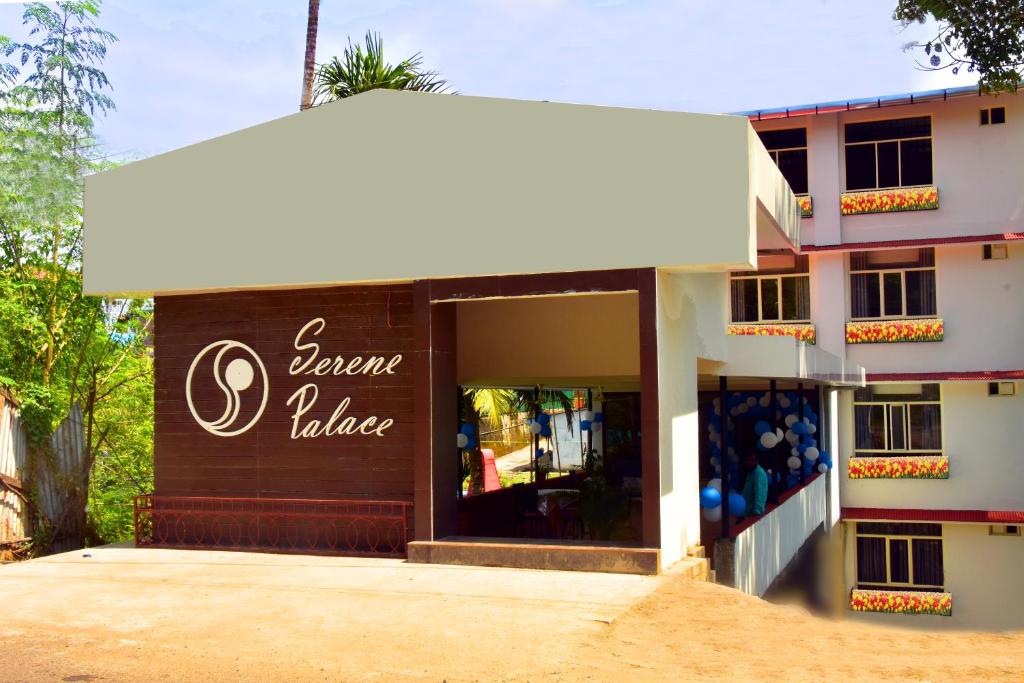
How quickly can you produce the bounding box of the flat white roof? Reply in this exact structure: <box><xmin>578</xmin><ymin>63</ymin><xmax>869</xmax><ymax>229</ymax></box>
<box><xmin>84</xmin><ymin>90</ymin><xmax>798</xmax><ymax>295</ymax></box>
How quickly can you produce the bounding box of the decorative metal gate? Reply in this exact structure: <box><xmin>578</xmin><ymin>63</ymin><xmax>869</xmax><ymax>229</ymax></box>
<box><xmin>133</xmin><ymin>495</ymin><xmax>411</xmax><ymax>557</ymax></box>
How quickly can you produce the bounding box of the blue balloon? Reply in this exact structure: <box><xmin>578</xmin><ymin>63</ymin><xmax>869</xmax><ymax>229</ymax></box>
<box><xmin>791</xmin><ymin>421</ymin><xmax>807</xmax><ymax>436</ymax></box>
<box><xmin>465</xmin><ymin>437</ymin><xmax>477</xmax><ymax>450</ymax></box>
<box><xmin>580</xmin><ymin>419</ymin><xmax>592</xmax><ymax>431</ymax></box>
<box><xmin>460</xmin><ymin>423</ymin><xmax>475</xmax><ymax>436</ymax></box>
<box><xmin>541</xmin><ymin>425</ymin><xmax>552</xmax><ymax>438</ymax></box>
<box><xmin>754</xmin><ymin>420</ymin><xmax>771</xmax><ymax>435</ymax></box>
<box><xmin>592</xmin><ymin>412</ymin><xmax>604</xmax><ymax>424</ymax></box>
<box><xmin>537</xmin><ymin>412</ymin><xmax>551</xmax><ymax>425</ymax></box>
<box><xmin>727</xmin><ymin>492</ymin><xmax>747</xmax><ymax>516</ymax></box>
<box><xmin>699</xmin><ymin>486</ymin><xmax>722</xmax><ymax>509</ymax></box>
<box><xmin>536</xmin><ymin>448</ymin><xmax>545</xmax><ymax>458</ymax></box>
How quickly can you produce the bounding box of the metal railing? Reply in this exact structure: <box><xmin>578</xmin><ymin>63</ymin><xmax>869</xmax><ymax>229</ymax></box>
<box><xmin>133</xmin><ymin>495</ymin><xmax>411</xmax><ymax>557</ymax></box>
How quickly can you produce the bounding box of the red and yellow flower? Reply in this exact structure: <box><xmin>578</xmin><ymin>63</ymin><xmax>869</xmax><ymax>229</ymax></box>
<box><xmin>728</xmin><ymin>323</ymin><xmax>816</xmax><ymax>345</ymax></box>
<box><xmin>848</xmin><ymin>455</ymin><xmax>949</xmax><ymax>479</ymax></box>
<box><xmin>797</xmin><ymin>195</ymin><xmax>813</xmax><ymax>218</ymax></box>
<box><xmin>840</xmin><ymin>186</ymin><xmax>939</xmax><ymax>216</ymax></box>
<box><xmin>845</xmin><ymin>318</ymin><xmax>943</xmax><ymax>344</ymax></box>
<box><xmin>850</xmin><ymin>589</ymin><xmax>952</xmax><ymax>616</ymax></box>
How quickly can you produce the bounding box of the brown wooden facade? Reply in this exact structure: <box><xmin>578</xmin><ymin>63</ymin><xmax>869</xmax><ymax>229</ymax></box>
<box><xmin>153</xmin><ymin>270</ymin><xmax>660</xmax><ymax>548</ymax></box>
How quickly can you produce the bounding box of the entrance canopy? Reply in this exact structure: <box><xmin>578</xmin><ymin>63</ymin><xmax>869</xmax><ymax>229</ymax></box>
<box><xmin>83</xmin><ymin>91</ymin><xmax>800</xmax><ymax>296</ymax></box>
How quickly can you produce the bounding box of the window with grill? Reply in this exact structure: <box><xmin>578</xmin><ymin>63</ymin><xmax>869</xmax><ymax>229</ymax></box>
<box><xmin>853</xmin><ymin>384</ymin><xmax>942</xmax><ymax>457</ymax></box>
<box><xmin>730</xmin><ymin>254</ymin><xmax>811</xmax><ymax>323</ymax></box>
<box><xmin>757</xmin><ymin>127</ymin><xmax>809</xmax><ymax>195</ymax></box>
<box><xmin>850</xmin><ymin>248</ymin><xmax>936</xmax><ymax>320</ymax></box>
<box><xmin>856</xmin><ymin>522</ymin><xmax>944</xmax><ymax>590</ymax></box>
<box><xmin>844</xmin><ymin>116</ymin><xmax>932</xmax><ymax>191</ymax></box>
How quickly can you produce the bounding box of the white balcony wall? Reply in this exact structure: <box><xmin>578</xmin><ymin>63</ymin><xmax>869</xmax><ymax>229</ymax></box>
<box><xmin>843</xmin><ymin>522</ymin><xmax>1024</xmax><ymax>630</ymax></box>
<box><xmin>845</xmin><ymin>243</ymin><xmax>1024</xmax><ymax>375</ymax></box>
<box><xmin>732</xmin><ymin>473</ymin><xmax>827</xmax><ymax>596</ymax></box>
<box><xmin>839</xmin><ymin>382</ymin><xmax>1024</xmax><ymax>511</ymax></box>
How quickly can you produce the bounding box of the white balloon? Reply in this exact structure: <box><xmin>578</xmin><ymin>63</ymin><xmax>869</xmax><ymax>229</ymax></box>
<box><xmin>779</xmin><ymin>396</ymin><xmax>791</xmax><ymax>408</ymax></box>
<box><xmin>784</xmin><ymin>414</ymin><xmax>798</xmax><ymax>427</ymax></box>
<box><xmin>776</xmin><ymin>428</ymin><xmax>785</xmax><ymax>441</ymax></box>
<box><xmin>759</xmin><ymin>394</ymin><xmax>770</xmax><ymax>407</ymax></box>
<box><xmin>791</xmin><ymin>447</ymin><xmax>799</xmax><ymax>457</ymax></box>
<box><xmin>529</xmin><ymin>421</ymin><xmax>542</xmax><ymax>435</ymax></box>
<box><xmin>712</xmin><ymin>397</ymin><xmax>720</xmax><ymax>409</ymax></box>
<box><xmin>456</xmin><ymin>433</ymin><xmax>469</xmax><ymax>449</ymax></box>
<box><xmin>737</xmin><ymin>404</ymin><xmax>749</xmax><ymax>414</ymax></box>
<box><xmin>804</xmin><ymin>417</ymin><xmax>812</xmax><ymax>425</ymax></box>
<box><xmin>746</xmin><ymin>397</ymin><xmax>757</xmax><ymax>407</ymax></box>
<box><xmin>787</xmin><ymin>456</ymin><xmax>802</xmax><ymax>470</ymax></box>
<box><xmin>817</xmin><ymin>463</ymin><xmax>829</xmax><ymax>474</ymax></box>
<box><xmin>581</xmin><ymin>410</ymin><xmax>594</xmax><ymax>422</ymax></box>
<box><xmin>710</xmin><ymin>456</ymin><xmax>720</xmax><ymax>467</ymax></box>
<box><xmin>730</xmin><ymin>408</ymin><xmax>740</xmax><ymax>417</ymax></box>
<box><xmin>706</xmin><ymin>478</ymin><xmax>722</xmax><ymax>492</ymax></box>
<box><xmin>804</xmin><ymin>447</ymin><xmax>819</xmax><ymax>461</ymax></box>
<box><xmin>785</xmin><ymin>430</ymin><xmax>799</xmax><ymax>445</ymax></box>
<box><xmin>808</xmin><ymin>423</ymin><xmax>817</xmax><ymax>434</ymax></box>
<box><xmin>759</xmin><ymin>431</ymin><xmax>778</xmax><ymax>449</ymax></box>
<box><xmin>703</xmin><ymin>505</ymin><xmax>722</xmax><ymax>522</ymax></box>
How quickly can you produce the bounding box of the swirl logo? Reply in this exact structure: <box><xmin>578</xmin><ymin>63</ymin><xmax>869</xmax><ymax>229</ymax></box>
<box><xmin>186</xmin><ymin>340</ymin><xmax>269</xmax><ymax>437</ymax></box>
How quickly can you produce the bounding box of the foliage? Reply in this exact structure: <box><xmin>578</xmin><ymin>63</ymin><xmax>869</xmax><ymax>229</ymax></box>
<box><xmin>895</xmin><ymin>1</ymin><xmax>1024</xmax><ymax>92</ymax></box>
<box><xmin>313</xmin><ymin>30</ymin><xmax>450</xmax><ymax>104</ymax></box>
<box><xmin>1</xmin><ymin>2</ymin><xmax>152</xmax><ymax>551</ymax></box>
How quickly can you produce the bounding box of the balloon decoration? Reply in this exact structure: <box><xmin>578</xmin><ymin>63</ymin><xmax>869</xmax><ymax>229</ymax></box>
<box><xmin>456</xmin><ymin>433</ymin><xmax>469</xmax><ymax>449</ymax></box>
<box><xmin>700</xmin><ymin>390</ymin><xmax>832</xmax><ymax>522</ymax></box>
<box><xmin>458</xmin><ymin>423</ymin><xmax>477</xmax><ymax>450</ymax></box>
<box><xmin>580</xmin><ymin>419</ymin><xmax>592</xmax><ymax>431</ymax></box>
<box><xmin>727</xmin><ymin>491</ymin><xmax>747</xmax><ymax>517</ymax></box>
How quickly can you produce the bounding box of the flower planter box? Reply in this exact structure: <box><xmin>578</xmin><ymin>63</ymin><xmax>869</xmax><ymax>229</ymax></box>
<box><xmin>840</xmin><ymin>185</ymin><xmax>938</xmax><ymax>215</ymax></box>
<box><xmin>848</xmin><ymin>455</ymin><xmax>949</xmax><ymax>479</ymax></box>
<box><xmin>797</xmin><ymin>195</ymin><xmax>813</xmax><ymax>218</ymax></box>
<box><xmin>845</xmin><ymin>318</ymin><xmax>943</xmax><ymax>344</ymax></box>
<box><xmin>727</xmin><ymin>323</ymin><xmax>816</xmax><ymax>345</ymax></box>
<box><xmin>850</xmin><ymin>588</ymin><xmax>952</xmax><ymax>616</ymax></box>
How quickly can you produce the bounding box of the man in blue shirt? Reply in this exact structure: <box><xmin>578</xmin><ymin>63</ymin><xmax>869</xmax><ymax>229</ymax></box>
<box><xmin>741</xmin><ymin>452</ymin><xmax>768</xmax><ymax>517</ymax></box>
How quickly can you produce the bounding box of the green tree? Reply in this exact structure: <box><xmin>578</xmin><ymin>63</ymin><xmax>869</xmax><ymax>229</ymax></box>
<box><xmin>895</xmin><ymin>1</ymin><xmax>1024</xmax><ymax>92</ymax></box>
<box><xmin>1</xmin><ymin>1</ymin><xmax>152</xmax><ymax>553</ymax></box>
<box><xmin>312</xmin><ymin>30</ymin><xmax>450</xmax><ymax>104</ymax></box>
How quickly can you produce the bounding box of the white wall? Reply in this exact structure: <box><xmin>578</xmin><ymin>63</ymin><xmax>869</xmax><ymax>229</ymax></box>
<box><xmin>846</xmin><ymin>243</ymin><xmax>1024</xmax><ymax>375</ymax></box>
<box><xmin>843</xmin><ymin>521</ymin><xmax>1024</xmax><ymax>630</ymax></box>
<box><xmin>655</xmin><ymin>271</ymin><xmax>726</xmax><ymax>565</ymax></box>
<box><xmin>840</xmin><ymin>381</ymin><xmax>1024</xmax><ymax>511</ymax></box>
<box><xmin>733</xmin><ymin>473</ymin><xmax>827</xmax><ymax>596</ymax></box>
<box><xmin>752</xmin><ymin>91</ymin><xmax>1024</xmax><ymax>247</ymax></box>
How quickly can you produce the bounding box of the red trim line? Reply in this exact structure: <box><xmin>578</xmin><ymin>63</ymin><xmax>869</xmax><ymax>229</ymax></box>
<box><xmin>843</xmin><ymin>507</ymin><xmax>1024</xmax><ymax>524</ymax></box>
<box><xmin>866</xmin><ymin>370</ymin><xmax>1024</xmax><ymax>382</ymax></box>
<box><xmin>801</xmin><ymin>232</ymin><xmax>1023</xmax><ymax>253</ymax></box>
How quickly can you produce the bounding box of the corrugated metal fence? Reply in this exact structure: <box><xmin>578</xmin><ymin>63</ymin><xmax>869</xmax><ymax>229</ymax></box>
<box><xmin>0</xmin><ymin>389</ymin><xmax>87</xmax><ymax>559</ymax></box>
<box><xmin>0</xmin><ymin>389</ymin><xmax>30</xmax><ymax>556</ymax></box>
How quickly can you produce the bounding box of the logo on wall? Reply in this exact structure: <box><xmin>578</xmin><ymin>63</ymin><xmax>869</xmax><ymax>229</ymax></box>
<box><xmin>185</xmin><ymin>340</ymin><xmax>269</xmax><ymax>437</ymax></box>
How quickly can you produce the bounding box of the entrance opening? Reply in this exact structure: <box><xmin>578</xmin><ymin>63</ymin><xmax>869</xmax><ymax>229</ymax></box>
<box><xmin>455</xmin><ymin>385</ymin><xmax>643</xmax><ymax>544</ymax></box>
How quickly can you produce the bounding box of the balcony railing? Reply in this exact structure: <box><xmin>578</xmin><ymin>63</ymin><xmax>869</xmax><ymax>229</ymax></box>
<box><xmin>845</xmin><ymin>318</ymin><xmax>943</xmax><ymax>344</ymax></box>
<box><xmin>133</xmin><ymin>495</ymin><xmax>412</xmax><ymax>557</ymax></box>
<box><xmin>727</xmin><ymin>322</ymin><xmax>816</xmax><ymax>345</ymax></box>
<box><xmin>840</xmin><ymin>185</ymin><xmax>939</xmax><ymax>216</ymax></box>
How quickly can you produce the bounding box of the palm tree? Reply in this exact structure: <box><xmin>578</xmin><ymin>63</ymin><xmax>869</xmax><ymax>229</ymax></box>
<box><xmin>299</xmin><ymin>0</ymin><xmax>320</xmax><ymax>111</ymax></box>
<box><xmin>312</xmin><ymin>30</ymin><xmax>449</xmax><ymax>104</ymax></box>
<box><xmin>461</xmin><ymin>387</ymin><xmax>575</xmax><ymax>495</ymax></box>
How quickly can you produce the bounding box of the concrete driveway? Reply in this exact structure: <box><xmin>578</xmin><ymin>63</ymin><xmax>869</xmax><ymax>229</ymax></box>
<box><xmin>1</xmin><ymin>545</ymin><xmax>661</xmax><ymax>682</ymax></box>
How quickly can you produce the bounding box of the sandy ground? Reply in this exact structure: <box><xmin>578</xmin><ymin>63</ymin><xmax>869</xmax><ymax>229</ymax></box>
<box><xmin>2</xmin><ymin>546</ymin><xmax>1023</xmax><ymax>682</ymax></box>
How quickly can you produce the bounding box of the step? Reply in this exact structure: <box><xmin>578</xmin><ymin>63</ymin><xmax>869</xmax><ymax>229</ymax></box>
<box><xmin>407</xmin><ymin>537</ymin><xmax>661</xmax><ymax>575</ymax></box>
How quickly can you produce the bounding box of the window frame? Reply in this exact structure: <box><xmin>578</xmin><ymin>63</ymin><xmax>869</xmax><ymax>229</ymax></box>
<box><xmin>843</xmin><ymin>114</ymin><xmax>934</xmax><ymax>192</ymax></box>
<box><xmin>855</xmin><ymin>522</ymin><xmax>945</xmax><ymax>590</ymax></box>
<box><xmin>853</xmin><ymin>385</ymin><xmax>943</xmax><ymax>457</ymax></box>
<box><xmin>849</xmin><ymin>250</ymin><xmax>938</xmax><ymax>322</ymax></box>
<box><xmin>758</xmin><ymin>127</ymin><xmax>810</xmax><ymax>196</ymax></box>
<box><xmin>729</xmin><ymin>272</ymin><xmax>812</xmax><ymax>324</ymax></box>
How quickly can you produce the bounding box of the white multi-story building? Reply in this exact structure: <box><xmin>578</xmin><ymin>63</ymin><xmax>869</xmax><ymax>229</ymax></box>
<box><xmin>746</xmin><ymin>86</ymin><xmax>1024</xmax><ymax>629</ymax></box>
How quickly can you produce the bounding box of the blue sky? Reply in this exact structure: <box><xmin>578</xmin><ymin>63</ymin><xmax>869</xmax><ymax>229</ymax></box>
<box><xmin>0</xmin><ymin>0</ymin><xmax>975</xmax><ymax>160</ymax></box>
